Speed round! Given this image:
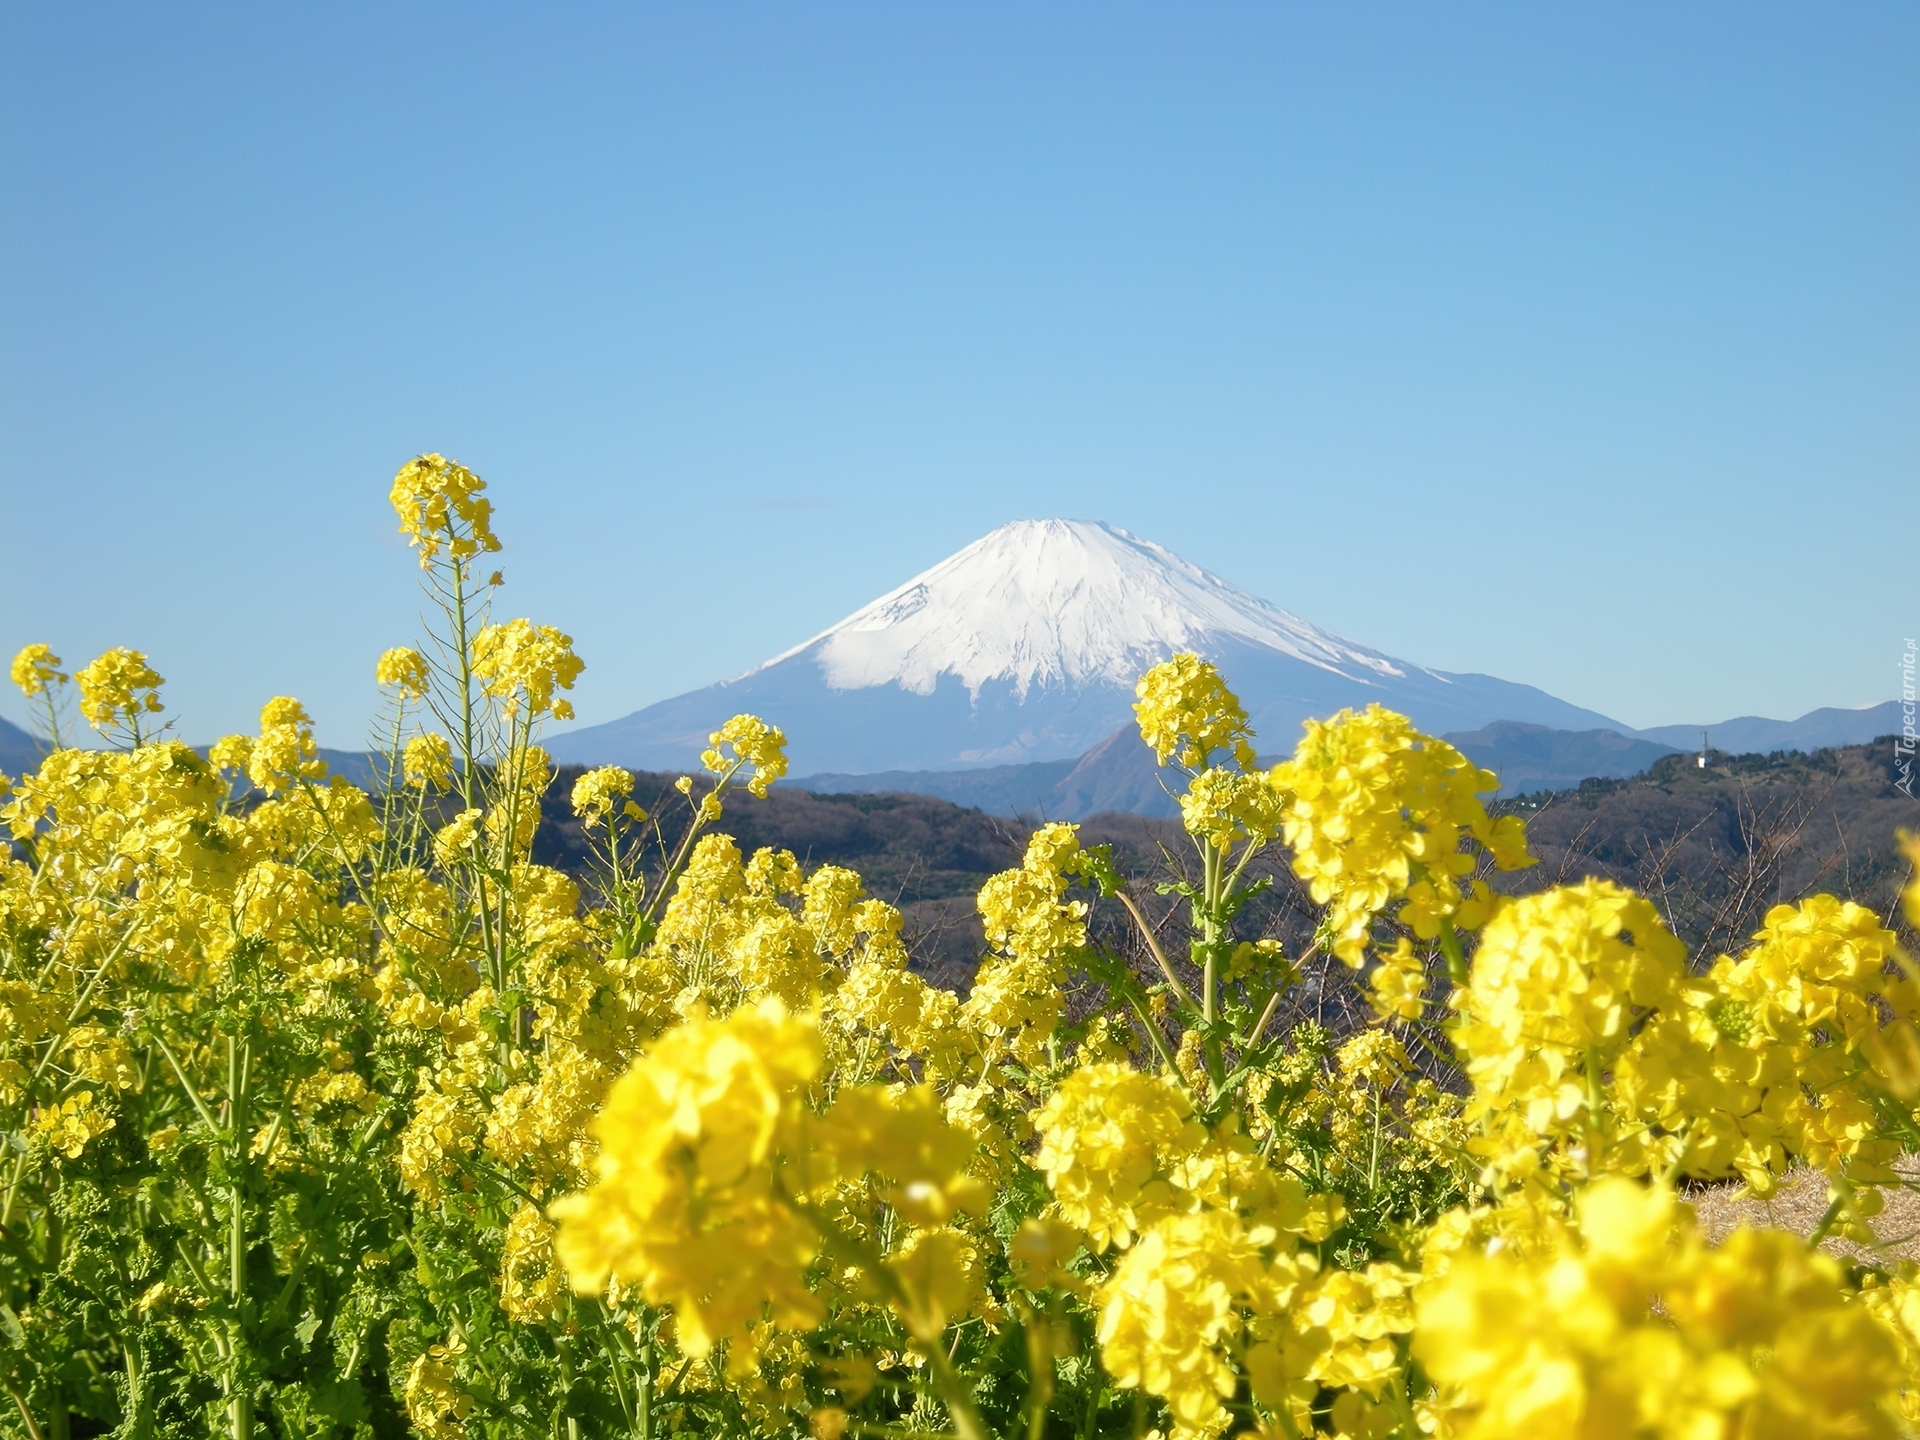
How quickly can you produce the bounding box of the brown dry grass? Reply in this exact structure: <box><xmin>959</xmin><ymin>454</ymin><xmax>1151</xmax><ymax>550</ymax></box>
<box><xmin>1691</xmin><ymin>1163</ymin><xmax>1920</xmax><ymax>1266</ymax></box>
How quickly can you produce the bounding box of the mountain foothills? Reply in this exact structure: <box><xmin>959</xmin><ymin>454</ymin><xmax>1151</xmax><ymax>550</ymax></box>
<box><xmin>550</xmin><ymin>519</ymin><xmax>1900</xmax><ymax>791</ymax></box>
<box><xmin>797</xmin><ymin>721</ymin><xmax>1692</xmax><ymax>818</ymax></box>
<box><xmin>532</xmin><ymin>735</ymin><xmax>1917</xmax><ymax>992</ymax></box>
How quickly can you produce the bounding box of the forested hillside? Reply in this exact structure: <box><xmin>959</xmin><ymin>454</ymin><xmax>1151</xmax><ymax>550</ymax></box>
<box><xmin>540</xmin><ymin>734</ymin><xmax>1915</xmax><ymax>998</ymax></box>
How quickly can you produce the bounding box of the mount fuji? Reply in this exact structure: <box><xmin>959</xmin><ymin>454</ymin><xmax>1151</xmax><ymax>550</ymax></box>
<box><xmin>548</xmin><ymin>520</ymin><xmax>1630</xmax><ymax>776</ymax></box>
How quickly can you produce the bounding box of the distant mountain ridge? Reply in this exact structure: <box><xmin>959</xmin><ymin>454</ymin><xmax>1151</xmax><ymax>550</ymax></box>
<box><xmin>551</xmin><ymin>519</ymin><xmax>1628</xmax><ymax>775</ymax></box>
<box><xmin>1636</xmin><ymin>702</ymin><xmax>1902</xmax><ymax>755</ymax></box>
<box><xmin>791</xmin><ymin>704</ymin><xmax>1899</xmax><ymax>817</ymax></box>
<box><xmin>0</xmin><ymin>713</ymin><xmax>39</xmax><ymax>776</ymax></box>
<box><xmin>1445</xmin><ymin>722</ymin><xmax>1679</xmax><ymax>798</ymax></box>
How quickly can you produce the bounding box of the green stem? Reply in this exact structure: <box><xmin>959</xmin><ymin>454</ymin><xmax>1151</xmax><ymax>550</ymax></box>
<box><xmin>44</xmin><ymin>1208</ymin><xmax>67</xmax><ymax>1440</ymax></box>
<box><xmin>1115</xmin><ymin>891</ymin><xmax>1192</xmax><ymax>1007</ymax></box>
<box><xmin>120</xmin><ymin>1338</ymin><xmax>150</xmax><ymax>1440</ymax></box>
<box><xmin>637</xmin><ymin>1332</ymin><xmax>653</xmax><ymax>1440</ymax></box>
<box><xmin>1438</xmin><ymin>919</ymin><xmax>1467</xmax><ymax>986</ymax></box>
<box><xmin>150</xmin><ymin>1035</ymin><xmax>216</xmax><ymax>1136</ymax></box>
<box><xmin>1201</xmin><ymin>841</ymin><xmax>1220</xmax><ymax>1024</ymax></box>
<box><xmin>226</xmin><ymin>1035</ymin><xmax>252</xmax><ymax>1440</ymax></box>
<box><xmin>3</xmin><ymin>1381</ymin><xmax>44</xmax><ymax>1440</ymax></box>
<box><xmin>1806</xmin><ymin>1183</ymin><xmax>1851</xmax><ymax>1248</ymax></box>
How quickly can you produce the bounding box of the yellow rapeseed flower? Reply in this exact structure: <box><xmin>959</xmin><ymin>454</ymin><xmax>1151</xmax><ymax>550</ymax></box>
<box><xmin>702</xmin><ymin>714</ymin><xmax>789</xmax><ymax>798</ymax></box>
<box><xmin>550</xmin><ymin>1000</ymin><xmax>829</xmax><ymax>1357</ymax></box>
<box><xmin>33</xmin><ymin>1090</ymin><xmax>115</xmax><ymax>1158</ymax></box>
<box><xmin>248</xmin><ymin>696</ymin><xmax>328</xmax><ymax>795</ymax></box>
<box><xmin>74</xmin><ymin>648</ymin><xmax>165</xmax><ymax>739</ymax></box>
<box><xmin>1269</xmin><ymin>705</ymin><xmax>1534</xmax><ymax>966</ymax></box>
<box><xmin>1034</xmin><ymin>1062</ymin><xmax>1205</xmax><ymax>1251</ymax></box>
<box><xmin>391</xmin><ymin>453</ymin><xmax>502</xmax><ymax>569</ymax></box>
<box><xmin>403</xmin><ymin>734</ymin><xmax>455</xmax><ymax>791</ymax></box>
<box><xmin>1134</xmin><ymin>653</ymin><xmax>1257</xmax><ymax>771</ymax></box>
<box><xmin>570</xmin><ymin>765</ymin><xmax>636</xmax><ymax>825</ymax></box>
<box><xmin>471</xmin><ymin>619</ymin><xmax>584</xmax><ymax>721</ymax></box>
<box><xmin>1095</xmin><ymin>1208</ymin><xmax>1284</xmax><ymax>1438</ymax></box>
<box><xmin>1415</xmin><ymin>1177</ymin><xmax>1904</xmax><ymax>1439</ymax></box>
<box><xmin>9</xmin><ymin>643</ymin><xmax>65</xmax><ymax>698</ymax></box>
<box><xmin>376</xmin><ymin>646</ymin><xmax>431</xmax><ymax>700</ymax></box>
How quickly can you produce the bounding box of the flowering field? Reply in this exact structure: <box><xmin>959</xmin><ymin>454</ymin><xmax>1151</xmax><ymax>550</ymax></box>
<box><xmin>4</xmin><ymin>456</ymin><xmax>1918</xmax><ymax>1440</ymax></box>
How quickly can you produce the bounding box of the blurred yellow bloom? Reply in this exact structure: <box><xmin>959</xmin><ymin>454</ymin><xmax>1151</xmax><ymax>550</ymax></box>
<box><xmin>1367</xmin><ymin>938</ymin><xmax>1429</xmax><ymax>1022</ymax></box>
<box><xmin>10</xmin><ymin>643</ymin><xmax>65</xmax><ymax>698</ymax></box>
<box><xmin>432</xmin><ymin>808</ymin><xmax>483</xmax><ymax>867</ymax></box>
<box><xmin>1416</xmin><ymin>1177</ymin><xmax>1903</xmax><ymax>1439</ymax></box>
<box><xmin>403</xmin><ymin>734</ymin><xmax>455</xmax><ymax>790</ymax></box>
<box><xmin>1902</xmin><ymin>830</ymin><xmax>1920</xmax><ymax>929</ymax></box>
<box><xmin>208</xmin><ymin>733</ymin><xmax>253</xmax><ymax>775</ymax></box>
<box><xmin>376</xmin><ymin>646</ymin><xmax>431</xmax><ymax>700</ymax></box>
<box><xmin>552</xmin><ymin>1000</ymin><xmax>828</xmax><ymax>1357</ymax></box>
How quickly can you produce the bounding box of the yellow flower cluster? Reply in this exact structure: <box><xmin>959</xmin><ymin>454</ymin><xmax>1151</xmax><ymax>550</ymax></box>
<box><xmin>552</xmin><ymin>999</ymin><xmax>983</xmax><ymax>1361</ymax></box>
<box><xmin>1178</xmin><ymin>763</ymin><xmax>1283</xmax><ymax>852</ymax></box>
<box><xmin>9</xmin><ymin>643</ymin><xmax>65</xmax><ymax>697</ymax></box>
<box><xmin>1034</xmin><ymin>1062</ymin><xmax>1207</xmax><ymax>1250</ymax></box>
<box><xmin>570</xmin><ymin>764</ymin><xmax>639</xmax><ymax>824</ymax></box>
<box><xmin>1636</xmin><ymin>902</ymin><xmax>1914</xmax><ymax>1205</ymax></box>
<box><xmin>1096</xmin><ymin>1208</ymin><xmax>1282</xmax><ymax>1434</ymax></box>
<box><xmin>1454</xmin><ymin>880</ymin><xmax>1688</xmax><ymax>1179</ymax></box>
<box><xmin>74</xmin><ymin>646</ymin><xmax>165</xmax><ymax>738</ymax></box>
<box><xmin>403</xmin><ymin>733</ymin><xmax>454</xmax><ymax>790</ymax></box>
<box><xmin>471</xmin><ymin>618</ymin><xmax>584</xmax><ymax>721</ymax></box>
<box><xmin>1368</xmin><ymin>936</ymin><xmax>1431</xmax><ymax>1022</ymax></box>
<box><xmin>376</xmin><ymin>645</ymin><xmax>431</xmax><ymax>700</ymax></box>
<box><xmin>703</xmin><ymin>713</ymin><xmax>790</xmax><ymax>798</ymax></box>
<box><xmin>248</xmin><ymin>696</ymin><xmax>328</xmax><ymax>795</ymax></box>
<box><xmin>964</xmin><ymin>822</ymin><xmax>1087</xmax><ymax>1064</ymax></box>
<box><xmin>1134</xmin><ymin>652</ymin><xmax>1258</xmax><ymax>770</ymax></box>
<box><xmin>1270</xmin><ymin>704</ymin><xmax>1534</xmax><ymax>966</ymax></box>
<box><xmin>1456</xmin><ymin>879</ymin><xmax>1920</xmax><ymax>1203</ymax></box>
<box><xmin>390</xmin><ymin>452</ymin><xmax>502</xmax><ymax>568</ymax></box>
<box><xmin>33</xmin><ymin>1090</ymin><xmax>114</xmax><ymax>1158</ymax></box>
<box><xmin>1033</xmin><ymin>1052</ymin><xmax>1401</xmax><ymax>1438</ymax></box>
<box><xmin>402</xmin><ymin>1336</ymin><xmax>475</xmax><ymax>1440</ymax></box>
<box><xmin>1417</xmin><ymin>1178</ymin><xmax>1903</xmax><ymax>1438</ymax></box>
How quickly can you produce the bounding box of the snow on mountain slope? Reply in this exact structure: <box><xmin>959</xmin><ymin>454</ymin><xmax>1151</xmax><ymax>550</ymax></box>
<box><xmin>769</xmin><ymin>520</ymin><xmax>1405</xmax><ymax>697</ymax></box>
<box><xmin>549</xmin><ymin>519</ymin><xmax>1630</xmax><ymax>774</ymax></box>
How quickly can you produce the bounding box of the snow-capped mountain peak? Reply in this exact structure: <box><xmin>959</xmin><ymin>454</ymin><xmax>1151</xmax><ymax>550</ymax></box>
<box><xmin>551</xmin><ymin>518</ymin><xmax>1629</xmax><ymax>776</ymax></box>
<box><xmin>763</xmin><ymin>519</ymin><xmax>1405</xmax><ymax>697</ymax></box>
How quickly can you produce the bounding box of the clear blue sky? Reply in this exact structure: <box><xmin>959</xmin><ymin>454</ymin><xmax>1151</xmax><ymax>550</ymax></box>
<box><xmin>3</xmin><ymin>2</ymin><xmax>1914</xmax><ymax>748</ymax></box>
